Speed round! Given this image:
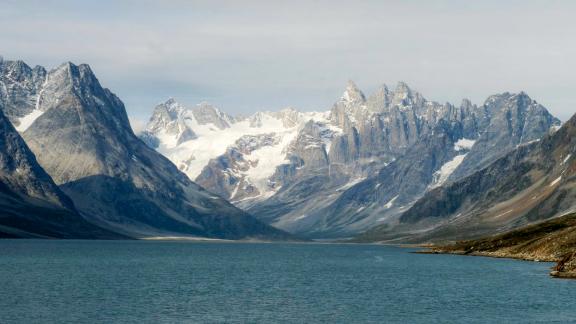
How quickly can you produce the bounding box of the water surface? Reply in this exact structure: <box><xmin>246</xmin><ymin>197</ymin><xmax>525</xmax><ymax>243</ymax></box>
<box><xmin>1</xmin><ymin>240</ymin><xmax>575</xmax><ymax>323</ymax></box>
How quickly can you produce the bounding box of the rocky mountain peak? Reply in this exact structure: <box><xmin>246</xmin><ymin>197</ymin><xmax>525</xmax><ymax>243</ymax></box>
<box><xmin>36</xmin><ymin>62</ymin><xmax>132</xmax><ymax>137</ymax></box>
<box><xmin>14</xmin><ymin>60</ymin><xmax>289</xmax><ymax>240</ymax></box>
<box><xmin>341</xmin><ymin>80</ymin><xmax>366</xmax><ymax>104</ymax></box>
<box><xmin>366</xmin><ymin>84</ymin><xmax>391</xmax><ymax>112</ymax></box>
<box><xmin>145</xmin><ymin>98</ymin><xmax>185</xmax><ymax>134</ymax></box>
<box><xmin>391</xmin><ymin>81</ymin><xmax>415</xmax><ymax>106</ymax></box>
<box><xmin>193</xmin><ymin>102</ymin><xmax>233</xmax><ymax>130</ymax></box>
<box><xmin>460</xmin><ymin>98</ymin><xmax>474</xmax><ymax>110</ymax></box>
<box><xmin>0</xmin><ymin>58</ymin><xmax>47</xmax><ymax>124</ymax></box>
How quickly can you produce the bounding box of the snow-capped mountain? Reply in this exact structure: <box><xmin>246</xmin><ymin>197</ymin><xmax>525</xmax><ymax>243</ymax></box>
<box><xmin>141</xmin><ymin>99</ymin><xmax>336</xmax><ymax>204</ymax></box>
<box><xmin>0</xmin><ymin>58</ymin><xmax>292</xmax><ymax>240</ymax></box>
<box><xmin>143</xmin><ymin>81</ymin><xmax>560</xmax><ymax>239</ymax></box>
<box><xmin>0</xmin><ymin>58</ymin><xmax>47</xmax><ymax>131</ymax></box>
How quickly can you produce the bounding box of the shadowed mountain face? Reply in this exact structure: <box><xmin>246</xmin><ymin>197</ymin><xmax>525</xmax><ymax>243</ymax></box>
<box><xmin>0</xmin><ymin>59</ymin><xmax>291</xmax><ymax>240</ymax></box>
<box><xmin>0</xmin><ymin>108</ymin><xmax>118</xmax><ymax>238</ymax></box>
<box><xmin>357</xmin><ymin>111</ymin><xmax>576</xmax><ymax>244</ymax></box>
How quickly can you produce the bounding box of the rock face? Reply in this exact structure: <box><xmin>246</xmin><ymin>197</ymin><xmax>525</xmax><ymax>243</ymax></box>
<box><xmin>426</xmin><ymin>212</ymin><xmax>576</xmax><ymax>278</ymax></box>
<box><xmin>0</xmin><ymin>108</ymin><xmax>115</xmax><ymax>238</ymax></box>
<box><xmin>357</xmin><ymin>111</ymin><xmax>576</xmax><ymax>244</ymax></box>
<box><xmin>142</xmin><ymin>80</ymin><xmax>560</xmax><ymax>239</ymax></box>
<box><xmin>449</xmin><ymin>92</ymin><xmax>559</xmax><ymax>180</ymax></box>
<box><xmin>0</xmin><ymin>59</ymin><xmax>47</xmax><ymax>128</ymax></box>
<box><xmin>248</xmin><ymin>86</ymin><xmax>559</xmax><ymax>238</ymax></box>
<box><xmin>2</xmin><ymin>60</ymin><xmax>291</xmax><ymax>240</ymax></box>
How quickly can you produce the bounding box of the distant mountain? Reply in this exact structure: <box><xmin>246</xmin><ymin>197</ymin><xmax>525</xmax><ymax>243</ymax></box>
<box><xmin>357</xmin><ymin>110</ymin><xmax>576</xmax><ymax>244</ymax></box>
<box><xmin>0</xmin><ymin>108</ymin><xmax>116</xmax><ymax>238</ymax></box>
<box><xmin>141</xmin><ymin>98</ymin><xmax>335</xmax><ymax>204</ymax></box>
<box><xmin>249</xmin><ymin>87</ymin><xmax>558</xmax><ymax>238</ymax></box>
<box><xmin>1</xmin><ymin>58</ymin><xmax>291</xmax><ymax>240</ymax></box>
<box><xmin>308</xmin><ymin>91</ymin><xmax>560</xmax><ymax>238</ymax></box>
<box><xmin>142</xmin><ymin>80</ymin><xmax>560</xmax><ymax>239</ymax></box>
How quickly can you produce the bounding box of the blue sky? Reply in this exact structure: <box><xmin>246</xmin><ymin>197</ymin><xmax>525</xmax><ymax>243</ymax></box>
<box><xmin>2</xmin><ymin>0</ymin><xmax>576</xmax><ymax>128</ymax></box>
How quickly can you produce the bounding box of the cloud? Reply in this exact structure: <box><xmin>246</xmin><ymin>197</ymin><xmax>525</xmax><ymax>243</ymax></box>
<box><xmin>2</xmin><ymin>0</ymin><xmax>576</xmax><ymax>121</ymax></box>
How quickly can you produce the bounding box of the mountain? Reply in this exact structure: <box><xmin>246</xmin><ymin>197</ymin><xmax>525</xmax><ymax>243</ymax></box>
<box><xmin>0</xmin><ymin>59</ymin><xmax>291</xmax><ymax>240</ymax></box>
<box><xmin>247</xmin><ymin>87</ymin><xmax>559</xmax><ymax>238</ymax></box>
<box><xmin>0</xmin><ymin>108</ymin><xmax>116</xmax><ymax>238</ymax></box>
<box><xmin>0</xmin><ymin>58</ymin><xmax>47</xmax><ymax>130</ymax></box>
<box><xmin>357</xmin><ymin>110</ymin><xmax>576</xmax><ymax>244</ymax></box>
<box><xmin>302</xmin><ymin>92</ymin><xmax>560</xmax><ymax>238</ymax></box>
<box><xmin>142</xmin><ymin>81</ymin><xmax>560</xmax><ymax>239</ymax></box>
<box><xmin>141</xmin><ymin>98</ymin><xmax>335</xmax><ymax>205</ymax></box>
<box><xmin>427</xmin><ymin>212</ymin><xmax>576</xmax><ymax>278</ymax></box>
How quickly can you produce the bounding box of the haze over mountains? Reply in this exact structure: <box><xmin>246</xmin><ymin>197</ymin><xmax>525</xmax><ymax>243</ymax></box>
<box><xmin>1</xmin><ymin>55</ymin><xmax>573</xmax><ymax>244</ymax></box>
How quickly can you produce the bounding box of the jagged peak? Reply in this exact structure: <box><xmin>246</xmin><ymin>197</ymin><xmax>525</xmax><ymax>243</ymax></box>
<box><xmin>484</xmin><ymin>91</ymin><xmax>537</xmax><ymax>106</ymax></box>
<box><xmin>0</xmin><ymin>59</ymin><xmax>33</xmax><ymax>75</ymax></box>
<box><xmin>394</xmin><ymin>81</ymin><xmax>412</xmax><ymax>96</ymax></box>
<box><xmin>163</xmin><ymin>97</ymin><xmax>178</xmax><ymax>106</ymax></box>
<box><xmin>195</xmin><ymin>101</ymin><xmax>228</xmax><ymax>117</ymax></box>
<box><xmin>154</xmin><ymin>97</ymin><xmax>183</xmax><ymax>114</ymax></box>
<box><xmin>341</xmin><ymin>80</ymin><xmax>366</xmax><ymax>103</ymax></box>
<box><xmin>460</xmin><ymin>98</ymin><xmax>473</xmax><ymax>109</ymax></box>
<box><xmin>377</xmin><ymin>83</ymin><xmax>390</xmax><ymax>93</ymax></box>
<box><xmin>47</xmin><ymin>61</ymin><xmax>102</xmax><ymax>91</ymax></box>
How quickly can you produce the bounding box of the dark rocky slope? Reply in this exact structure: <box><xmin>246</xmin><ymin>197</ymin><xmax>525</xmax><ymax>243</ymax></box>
<box><xmin>5</xmin><ymin>60</ymin><xmax>291</xmax><ymax>240</ymax></box>
<box><xmin>0</xmin><ymin>109</ymin><xmax>118</xmax><ymax>238</ymax></box>
<box><xmin>427</xmin><ymin>213</ymin><xmax>576</xmax><ymax>278</ymax></box>
<box><xmin>357</xmin><ymin>110</ymin><xmax>576</xmax><ymax>243</ymax></box>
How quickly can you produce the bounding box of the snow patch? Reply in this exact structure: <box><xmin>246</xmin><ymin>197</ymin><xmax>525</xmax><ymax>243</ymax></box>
<box><xmin>550</xmin><ymin>176</ymin><xmax>562</xmax><ymax>187</ymax></box>
<box><xmin>562</xmin><ymin>154</ymin><xmax>571</xmax><ymax>165</ymax></box>
<box><xmin>15</xmin><ymin>109</ymin><xmax>44</xmax><ymax>132</ymax></box>
<box><xmin>431</xmin><ymin>154</ymin><xmax>467</xmax><ymax>187</ymax></box>
<box><xmin>384</xmin><ymin>195</ymin><xmax>398</xmax><ymax>209</ymax></box>
<box><xmin>454</xmin><ymin>138</ymin><xmax>475</xmax><ymax>151</ymax></box>
<box><xmin>293</xmin><ymin>214</ymin><xmax>308</xmax><ymax>221</ymax></box>
<box><xmin>244</xmin><ymin>132</ymin><xmax>297</xmax><ymax>193</ymax></box>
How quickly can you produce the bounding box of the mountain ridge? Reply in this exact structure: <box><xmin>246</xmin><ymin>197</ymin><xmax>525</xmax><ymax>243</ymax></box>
<box><xmin>141</xmin><ymin>81</ymin><xmax>560</xmax><ymax>238</ymax></box>
<box><xmin>1</xmin><ymin>58</ymin><xmax>294</xmax><ymax>240</ymax></box>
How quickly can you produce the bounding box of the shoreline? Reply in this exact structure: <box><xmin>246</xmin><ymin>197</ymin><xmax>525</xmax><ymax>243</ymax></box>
<box><xmin>417</xmin><ymin>247</ymin><xmax>576</xmax><ymax>279</ymax></box>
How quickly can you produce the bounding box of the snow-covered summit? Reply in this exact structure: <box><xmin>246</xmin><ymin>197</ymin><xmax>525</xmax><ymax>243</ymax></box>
<box><xmin>140</xmin><ymin>98</ymin><xmax>338</xmax><ymax>202</ymax></box>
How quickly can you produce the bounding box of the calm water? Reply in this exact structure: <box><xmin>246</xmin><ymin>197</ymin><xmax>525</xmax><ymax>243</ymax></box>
<box><xmin>0</xmin><ymin>240</ymin><xmax>575</xmax><ymax>323</ymax></box>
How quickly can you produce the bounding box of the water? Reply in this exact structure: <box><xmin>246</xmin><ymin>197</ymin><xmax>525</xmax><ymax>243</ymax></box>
<box><xmin>0</xmin><ymin>240</ymin><xmax>575</xmax><ymax>323</ymax></box>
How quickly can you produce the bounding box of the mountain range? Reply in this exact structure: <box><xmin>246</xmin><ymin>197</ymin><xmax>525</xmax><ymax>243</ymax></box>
<box><xmin>0</xmin><ymin>58</ymin><xmax>292</xmax><ymax>240</ymax></box>
<box><xmin>1</xmin><ymin>55</ymin><xmax>573</xmax><ymax>245</ymax></box>
<box><xmin>358</xmin><ymin>106</ymin><xmax>576</xmax><ymax>243</ymax></box>
<box><xmin>141</xmin><ymin>81</ymin><xmax>560</xmax><ymax>239</ymax></box>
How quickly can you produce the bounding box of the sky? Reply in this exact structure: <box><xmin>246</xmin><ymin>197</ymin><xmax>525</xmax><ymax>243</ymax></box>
<box><xmin>2</xmin><ymin>0</ymin><xmax>576</xmax><ymax>129</ymax></box>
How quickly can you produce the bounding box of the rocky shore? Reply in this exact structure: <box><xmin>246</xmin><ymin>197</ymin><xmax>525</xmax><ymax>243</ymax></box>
<box><xmin>424</xmin><ymin>213</ymin><xmax>576</xmax><ymax>278</ymax></box>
